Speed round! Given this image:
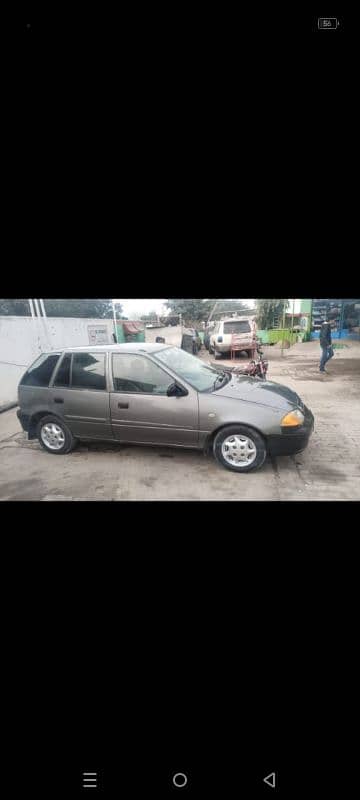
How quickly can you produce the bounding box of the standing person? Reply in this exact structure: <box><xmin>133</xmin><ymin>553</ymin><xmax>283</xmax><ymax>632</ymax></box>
<box><xmin>319</xmin><ymin>319</ymin><xmax>334</xmax><ymax>372</ymax></box>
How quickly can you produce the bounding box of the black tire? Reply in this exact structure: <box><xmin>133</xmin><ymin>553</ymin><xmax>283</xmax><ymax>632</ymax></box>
<box><xmin>214</xmin><ymin>350</ymin><xmax>222</xmax><ymax>359</ymax></box>
<box><xmin>37</xmin><ymin>415</ymin><xmax>77</xmax><ymax>455</ymax></box>
<box><xmin>209</xmin><ymin>342</ymin><xmax>214</xmax><ymax>354</ymax></box>
<box><xmin>213</xmin><ymin>425</ymin><xmax>267</xmax><ymax>473</ymax></box>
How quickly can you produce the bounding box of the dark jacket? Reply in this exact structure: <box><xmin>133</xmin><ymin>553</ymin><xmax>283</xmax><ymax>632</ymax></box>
<box><xmin>320</xmin><ymin>323</ymin><xmax>332</xmax><ymax>348</ymax></box>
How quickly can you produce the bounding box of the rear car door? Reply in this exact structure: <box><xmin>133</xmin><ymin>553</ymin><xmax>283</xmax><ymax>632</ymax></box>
<box><xmin>109</xmin><ymin>353</ymin><xmax>199</xmax><ymax>446</ymax></box>
<box><xmin>48</xmin><ymin>351</ymin><xmax>112</xmax><ymax>439</ymax></box>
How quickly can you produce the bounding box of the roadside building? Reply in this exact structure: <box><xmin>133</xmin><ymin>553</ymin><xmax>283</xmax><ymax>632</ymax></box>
<box><xmin>310</xmin><ymin>299</ymin><xmax>360</xmax><ymax>340</ymax></box>
<box><xmin>256</xmin><ymin>300</ymin><xmax>310</xmax><ymax>346</ymax></box>
<box><xmin>257</xmin><ymin>299</ymin><xmax>360</xmax><ymax>345</ymax></box>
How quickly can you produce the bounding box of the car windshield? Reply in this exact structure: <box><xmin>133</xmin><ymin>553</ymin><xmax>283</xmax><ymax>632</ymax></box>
<box><xmin>155</xmin><ymin>347</ymin><xmax>226</xmax><ymax>392</ymax></box>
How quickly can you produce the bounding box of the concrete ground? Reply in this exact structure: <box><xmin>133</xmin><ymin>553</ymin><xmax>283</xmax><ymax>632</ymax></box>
<box><xmin>0</xmin><ymin>339</ymin><xmax>359</xmax><ymax>501</ymax></box>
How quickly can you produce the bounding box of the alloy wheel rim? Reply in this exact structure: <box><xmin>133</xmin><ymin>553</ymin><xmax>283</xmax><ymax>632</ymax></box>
<box><xmin>41</xmin><ymin>422</ymin><xmax>65</xmax><ymax>450</ymax></box>
<box><xmin>221</xmin><ymin>434</ymin><xmax>257</xmax><ymax>467</ymax></box>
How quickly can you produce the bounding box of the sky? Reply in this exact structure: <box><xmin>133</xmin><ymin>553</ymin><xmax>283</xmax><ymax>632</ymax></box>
<box><xmin>113</xmin><ymin>299</ymin><xmax>255</xmax><ymax>318</ymax></box>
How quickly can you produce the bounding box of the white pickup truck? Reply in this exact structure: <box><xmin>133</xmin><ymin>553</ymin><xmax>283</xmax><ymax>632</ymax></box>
<box><xmin>209</xmin><ymin>316</ymin><xmax>257</xmax><ymax>359</ymax></box>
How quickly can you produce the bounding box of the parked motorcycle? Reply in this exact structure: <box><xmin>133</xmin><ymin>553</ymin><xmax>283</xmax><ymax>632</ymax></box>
<box><xmin>232</xmin><ymin>341</ymin><xmax>269</xmax><ymax>380</ymax></box>
<box><xmin>211</xmin><ymin>341</ymin><xmax>269</xmax><ymax>380</ymax></box>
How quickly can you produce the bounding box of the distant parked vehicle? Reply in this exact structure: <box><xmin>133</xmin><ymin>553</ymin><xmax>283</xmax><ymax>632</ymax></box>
<box><xmin>209</xmin><ymin>316</ymin><xmax>257</xmax><ymax>359</ymax></box>
<box><xmin>193</xmin><ymin>330</ymin><xmax>202</xmax><ymax>350</ymax></box>
<box><xmin>181</xmin><ymin>329</ymin><xmax>201</xmax><ymax>354</ymax></box>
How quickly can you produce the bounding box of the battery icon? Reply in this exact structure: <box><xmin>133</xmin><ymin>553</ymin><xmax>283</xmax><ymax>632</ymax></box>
<box><xmin>318</xmin><ymin>17</ymin><xmax>338</xmax><ymax>29</ymax></box>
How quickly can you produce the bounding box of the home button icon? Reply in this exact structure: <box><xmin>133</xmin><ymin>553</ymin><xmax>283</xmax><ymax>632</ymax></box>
<box><xmin>172</xmin><ymin>772</ymin><xmax>188</xmax><ymax>788</ymax></box>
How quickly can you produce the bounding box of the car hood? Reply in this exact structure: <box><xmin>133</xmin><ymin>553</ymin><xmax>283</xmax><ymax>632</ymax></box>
<box><xmin>214</xmin><ymin>376</ymin><xmax>303</xmax><ymax>410</ymax></box>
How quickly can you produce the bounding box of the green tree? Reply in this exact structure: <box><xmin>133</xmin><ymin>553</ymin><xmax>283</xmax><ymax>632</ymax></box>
<box><xmin>140</xmin><ymin>310</ymin><xmax>158</xmax><ymax>323</ymax></box>
<box><xmin>165</xmin><ymin>299</ymin><xmax>213</xmax><ymax>324</ymax></box>
<box><xmin>255</xmin><ymin>299</ymin><xmax>289</xmax><ymax>329</ymax></box>
<box><xmin>212</xmin><ymin>300</ymin><xmax>253</xmax><ymax>318</ymax></box>
<box><xmin>0</xmin><ymin>298</ymin><xmax>122</xmax><ymax>319</ymax></box>
<box><xmin>43</xmin><ymin>299</ymin><xmax>119</xmax><ymax>318</ymax></box>
<box><xmin>0</xmin><ymin>299</ymin><xmax>32</xmax><ymax>316</ymax></box>
<box><xmin>166</xmin><ymin>299</ymin><xmax>254</xmax><ymax>326</ymax></box>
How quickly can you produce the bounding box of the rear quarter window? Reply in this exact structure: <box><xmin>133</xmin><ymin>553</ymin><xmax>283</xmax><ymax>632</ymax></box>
<box><xmin>20</xmin><ymin>353</ymin><xmax>61</xmax><ymax>387</ymax></box>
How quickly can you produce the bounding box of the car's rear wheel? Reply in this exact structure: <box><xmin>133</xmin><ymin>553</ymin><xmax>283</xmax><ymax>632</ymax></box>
<box><xmin>214</xmin><ymin>349</ymin><xmax>222</xmax><ymax>359</ymax></box>
<box><xmin>37</xmin><ymin>415</ymin><xmax>77</xmax><ymax>455</ymax></box>
<box><xmin>213</xmin><ymin>425</ymin><xmax>267</xmax><ymax>472</ymax></box>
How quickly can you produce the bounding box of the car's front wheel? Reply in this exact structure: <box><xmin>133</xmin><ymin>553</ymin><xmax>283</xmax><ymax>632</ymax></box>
<box><xmin>213</xmin><ymin>425</ymin><xmax>267</xmax><ymax>472</ymax></box>
<box><xmin>37</xmin><ymin>415</ymin><xmax>77</xmax><ymax>455</ymax></box>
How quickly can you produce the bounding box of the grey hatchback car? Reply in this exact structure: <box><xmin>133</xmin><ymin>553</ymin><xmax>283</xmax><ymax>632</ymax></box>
<box><xmin>17</xmin><ymin>344</ymin><xmax>314</xmax><ymax>472</ymax></box>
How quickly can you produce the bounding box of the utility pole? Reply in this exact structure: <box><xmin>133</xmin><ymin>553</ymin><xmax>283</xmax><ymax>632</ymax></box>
<box><xmin>291</xmin><ymin>298</ymin><xmax>295</xmax><ymax>343</ymax></box>
<box><xmin>112</xmin><ymin>301</ymin><xmax>118</xmax><ymax>343</ymax></box>
<box><xmin>39</xmin><ymin>298</ymin><xmax>52</xmax><ymax>350</ymax></box>
<box><xmin>281</xmin><ymin>301</ymin><xmax>287</xmax><ymax>358</ymax></box>
<box><xmin>207</xmin><ymin>300</ymin><xmax>218</xmax><ymax>326</ymax></box>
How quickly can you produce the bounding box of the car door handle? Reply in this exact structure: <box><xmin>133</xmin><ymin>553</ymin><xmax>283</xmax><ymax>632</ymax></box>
<box><xmin>118</xmin><ymin>402</ymin><xmax>129</xmax><ymax>409</ymax></box>
<box><xmin>54</xmin><ymin>397</ymin><xmax>64</xmax><ymax>404</ymax></box>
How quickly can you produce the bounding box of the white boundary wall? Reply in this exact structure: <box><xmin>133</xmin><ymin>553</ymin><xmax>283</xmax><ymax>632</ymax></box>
<box><xmin>0</xmin><ymin>316</ymin><xmax>115</xmax><ymax>409</ymax></box>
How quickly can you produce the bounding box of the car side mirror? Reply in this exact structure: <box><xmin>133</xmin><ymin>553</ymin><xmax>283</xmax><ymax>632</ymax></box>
<box><xmin>167</xmin><ymin>382</ymin><xmax>188</xmax><ymax>397</ymax></box>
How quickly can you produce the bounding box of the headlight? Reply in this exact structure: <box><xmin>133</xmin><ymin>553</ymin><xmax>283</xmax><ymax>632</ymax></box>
<box><xmin>281</xmin><ymin>409</ymin><xmax>305</xmax><ymax>427</ymax></box>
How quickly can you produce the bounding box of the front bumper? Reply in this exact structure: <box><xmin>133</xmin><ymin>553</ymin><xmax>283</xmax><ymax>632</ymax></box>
<box><xmin>267</xmin><ymin>405</ymin><xmax>314</xmax><ymax>457</ymax></box>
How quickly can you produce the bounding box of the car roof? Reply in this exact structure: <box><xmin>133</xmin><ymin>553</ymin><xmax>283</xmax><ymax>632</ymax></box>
<box><xmin>220</xmin><ymin>317</ymin><xmax>253</xmax><ymax>323</ymax></box>
<box><xmin>57</xmin><ymin>343</ymin><xmax>172</xmax><ymax>354</ymax></box>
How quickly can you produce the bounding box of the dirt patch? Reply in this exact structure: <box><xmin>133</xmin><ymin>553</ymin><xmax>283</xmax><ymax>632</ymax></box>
<box><xmin>307</xmin><ymin>466</ymin><xmax>347</xmax><ymax>482</ymax></box>
<box><xmin>82</xmin><ymin>443</ymin><xmax>119</xmax><ymax>453</ymax></box>
<box><xmin>0</xmin><ymin>477</ymin><xmax>45</xmax><ymax>500</ymax></box>
<box><xmin>269</xmin><ymin>456</ymin><xmax>280</xmax><ymax>478</ymax></box>
<box><xmin>284</xmin><ymin>358</ymin><xmax>360</xmax><ymax>373</ymax></box>
<box><xmin>141</xmin><ymin>477</ymin><xmax>157</xmax><ymax>487</ymax></box>
<box><xmin>14</xmin><ymin>437</ymin><xmax>41</xmax><ymax>451</ymax></box>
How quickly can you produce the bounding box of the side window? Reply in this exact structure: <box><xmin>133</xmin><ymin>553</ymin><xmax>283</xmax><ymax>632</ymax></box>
<box><xmin>20</xmin><ymin>353</ymin><xmax>60</xmax><ymax>387</ymax></box>
<box><xmin>112</xmin><ymin>354</ymin><xmax>172</xmax><ymax>395</ymax></box>
<box><xmin>54</xmin><ymin>353</ymin><xmax>71</xmax><ymax>387</ymax></box>
<box><xmin>71</xmin><ymin>352</ymin><xmax>106</xmax><ymax>391</ymax></box>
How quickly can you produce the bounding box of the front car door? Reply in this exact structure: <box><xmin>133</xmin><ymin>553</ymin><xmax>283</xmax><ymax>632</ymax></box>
<box><xmin>109</xmin><ymin>352</ymin><xmax>199</xmax><ymax>446</ymax></box>
<box><xmin>49</xmin><ymin>350</ymin><xmax>113</xmax><ymax>439</ymax></box>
